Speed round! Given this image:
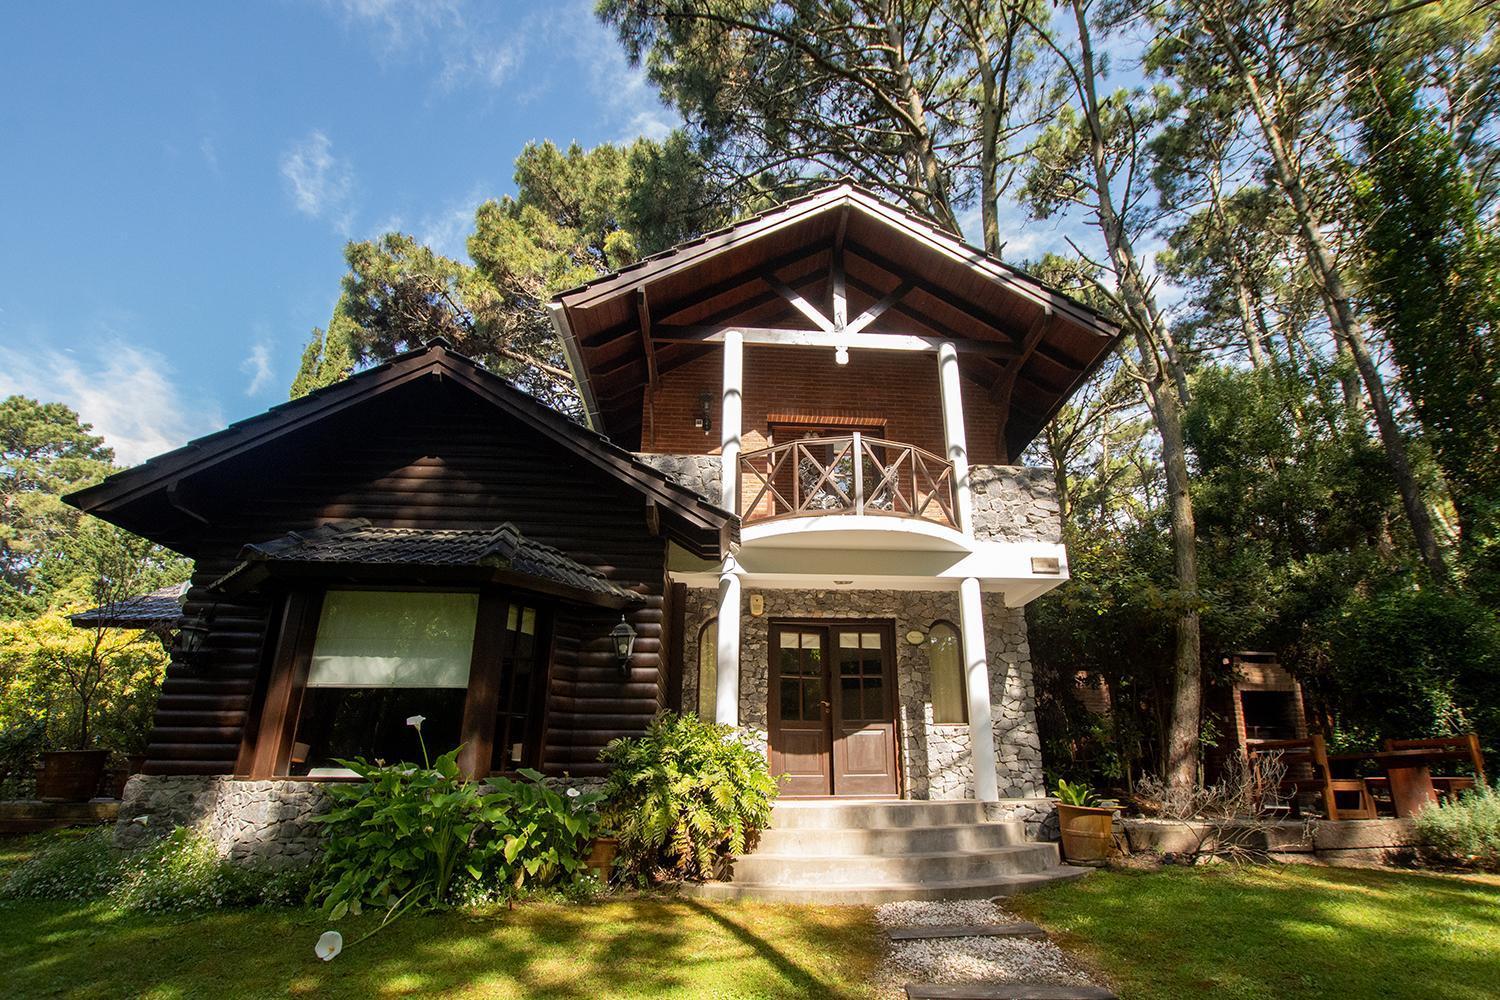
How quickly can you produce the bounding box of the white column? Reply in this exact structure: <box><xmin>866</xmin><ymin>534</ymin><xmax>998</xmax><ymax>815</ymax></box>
<box><xmin>937</xmin><ymin>341</ymin><xmax>973</xmax><ymax>534</ymax></box>
<box><xmin>720</xmin><ymin>329</ymin><xmax>744</xmax><ymax>516</ymax></box>
<box><xmin>959</xmin><ymin>576</ymin><xmax>1000</xmax><ymax>802</ymax></box>
<box><xmin>715</xmin><ymin>555</ymin><xmax>741</xmax><ymax>726</ymax></box>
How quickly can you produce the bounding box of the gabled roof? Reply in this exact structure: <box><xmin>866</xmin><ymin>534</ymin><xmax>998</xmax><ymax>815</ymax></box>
<box><xmin>550</xmin><ymin>181</ymin><xmax>1121</xmax><ymax>455</ymax></box>
<box><xmin>211</xmin><ymin>519</ymin><xmax>644</xmax><ymax>608</ymax></box>
<box><xmin>66</xmin><ymin>340</ymin><xmax>735</xmax><ymax>559</ymax></box>
<box><xmin>68</xmin><ymin>582</ymin><xmax>188</xmax><ymax>631</ymax></box>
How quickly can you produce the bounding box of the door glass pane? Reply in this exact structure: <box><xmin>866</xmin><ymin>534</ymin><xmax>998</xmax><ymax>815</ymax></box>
<box><xmin>863</xmin><ymin>677</ymin><xmax>884</xmax><ymax>719</ymax></box>
<box><xmin>780</xmin><ymin>678</ymin><xmax>801</xmax><ymax>719</ymax></box>
<box><xmin>801</xmin><ymin>632</ymin><xmax>820</xmax><ymax>650</ymax></box>
<box><xmin>840</xmin><ymin>676</ymin><xmax>860</xmax><ymax>716</ymax></box>
<box><xmin>801</xmin><ymin>676</ymin><xmax>824</xmax><ymax>720</ymax></box>
<box><xmin>838</xmin><ymin>632</ymin><xmax>859</xmax><ymax>649</ymax></box>
<box><xmin>779</xmin><ymin>631</ymin><xmax>800</xmax><ymax>649</ymax></box>
<box><xmin>861</xmin><ymin>632</ymin><xmax>881</xmax><ymax>649</ymax></box>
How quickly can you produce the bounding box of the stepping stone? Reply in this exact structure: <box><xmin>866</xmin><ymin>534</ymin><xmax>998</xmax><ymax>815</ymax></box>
<box><xmin>905</xmin><ymin>984</ymin><xmax>1116</xmax><ymax>1000</ymax></box>
<box><xmin>888</xmin><ymin>922</ymin><xmax>1048</xmax><ymax>941</ymax></box>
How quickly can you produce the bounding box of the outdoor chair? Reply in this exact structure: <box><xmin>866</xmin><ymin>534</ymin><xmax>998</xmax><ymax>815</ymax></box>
<box><xmin>1246</xmin><ymin>735</ymin><xmax>1376</xmax><ymax>821</ymax></box>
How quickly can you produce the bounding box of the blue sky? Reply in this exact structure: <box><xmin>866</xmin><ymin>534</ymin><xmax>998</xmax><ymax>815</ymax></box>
<box><xmin>0</xmin><ymin>0</ymin><xmax>681</xmax><ymax>463</ymax></box>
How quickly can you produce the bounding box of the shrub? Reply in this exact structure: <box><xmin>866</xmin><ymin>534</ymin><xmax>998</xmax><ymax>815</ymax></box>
<box><xmin>0</xmin><ymin>827</ymin><xmax>311</xmax><ymax>912</ymax></box>
<box><xmin>599</xmin><ymin>712</ymin><xmax>779</xmax><ymax>882</ymax></box>
<box><xmin>311</xmin><ymin>749</ymin><xmax>602</xmax><ymax>919</ymax></box>
<box><xmin>1414</xmin><ymin>785</ymin><xmax>1500</xmax><ymax>871</ymax></box>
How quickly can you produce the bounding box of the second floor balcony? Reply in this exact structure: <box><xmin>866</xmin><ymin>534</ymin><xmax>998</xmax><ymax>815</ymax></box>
<box><xmin>738</xmin><ymin>433</ymin><xmax>955</xmax><ymax>528</ymax></box>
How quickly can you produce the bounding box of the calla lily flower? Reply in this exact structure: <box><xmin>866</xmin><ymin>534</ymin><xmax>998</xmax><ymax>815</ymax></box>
<box><xmin>406</xmin><ymin>715</ymin><xmax>425</xmax><ymax>729</ymax></box>
<box><xmin>315</xmin><ymin>930</ymin><xmax>343</xmax><ymax>962</ymax></box>
<box><xmin>566</xmin><ymin>787</ymin><xmax>580</xmax><ymax>798</ymax></box>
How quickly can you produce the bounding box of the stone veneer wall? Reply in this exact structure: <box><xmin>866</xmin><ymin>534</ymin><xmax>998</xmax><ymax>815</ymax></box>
<box><xmin>633</xmin><ymin>453</ymin><xmax>723</xmax><ymax>507</ymax></box>
<box><xmin>968</xmin><ymin>465</ymin><xmax>1062</xmax><ymax>543</ymax></box>
<box><xmin>678</xmin><ymin>587</ymin><xmax>1045</xmax><ymax>802</ymax></box>
<box><xmin>114</xmin><ymin>775</ymin><xmax>331</xmax><ymax>870</ymax></box>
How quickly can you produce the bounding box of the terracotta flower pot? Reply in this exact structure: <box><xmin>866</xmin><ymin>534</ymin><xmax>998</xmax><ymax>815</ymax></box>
<box><xmin>36</xmin><ymin>749</ymin><xmax>111</xmax><ymax>802</ymax></box>
<box><xmin>586</xmin><ymin>836</ymin><xmax>619</xmax><ymax>880</ymax></box>
<box><xmin>1056</xmin><ymin>802</ymin><xmax>1117</xmax><ymax>863</ymax></box>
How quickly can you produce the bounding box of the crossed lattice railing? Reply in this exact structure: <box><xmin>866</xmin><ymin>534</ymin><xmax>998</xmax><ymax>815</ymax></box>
<box><xmin>738</xmin><ymin>434</ymin><xmax>955</xmax><ymax>527</ymax></box>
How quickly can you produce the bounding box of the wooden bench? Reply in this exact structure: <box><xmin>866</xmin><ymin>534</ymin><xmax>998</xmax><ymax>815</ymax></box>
<box><xmin>1247</xmin><ymin>735</ymin><xmax>1375</xmax><ymax>821</ymax></box>
<box><xmin>1363</xmin><ymin>735</ymin><xmax>1486</xmax><ymax>814</ymax></box>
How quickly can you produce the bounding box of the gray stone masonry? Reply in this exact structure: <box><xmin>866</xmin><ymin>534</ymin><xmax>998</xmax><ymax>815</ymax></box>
<box><xmin>633</xmin><ymin>453</ymin><xmax>723</xmax><ymax>507</ymax></box>
<box><xmin>114</xmin><ymin>775</ymin><xmax>331</xmax><ymax>870</ymax></box>
<box><xmin>969</xmin><ymin>465</ymin><xmax>1062</xmax><ymax>544</ymax></box>
<box><xmin>679</xmin><ymin>587</ymin><xmax>1047</xmax><ymax>806</ymax></box>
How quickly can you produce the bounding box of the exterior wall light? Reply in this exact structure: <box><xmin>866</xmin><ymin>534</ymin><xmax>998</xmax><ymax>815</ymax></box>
<box><xmin>835</xmin><ymin>345</ymin><xmax>850</xmax><ymax>365</ymax></box>
<box><xmin>173</xmin><ymin>610</ymin><xmax>213</xmax><ymax>666</ymax></box>
<box><xmin>610</xmin><ymin>615</ymin><xmax>638</xmax><ymax>676</ymax></box>
<box><xmin>696</xmin><ymin>391</ymin><xmax>714</xmax><ymax>433</ymax></box>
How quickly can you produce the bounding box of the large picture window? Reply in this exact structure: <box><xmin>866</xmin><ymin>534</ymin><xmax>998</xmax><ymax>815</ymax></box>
<box><xmin>927</xmin><ymin>621</ymin><xmax>967</xmax><ymax>724</ymax></box>
<box><xmin>291</xmin><ymin>590</ymin><xmax>479</xmax><ymax>776</ymax></box>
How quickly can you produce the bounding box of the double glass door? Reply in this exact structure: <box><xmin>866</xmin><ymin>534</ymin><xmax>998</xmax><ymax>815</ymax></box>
<box><xmin>768</xmin><ymin>622</ymin><xmax>898</xmax><ymax>797</ymax></box>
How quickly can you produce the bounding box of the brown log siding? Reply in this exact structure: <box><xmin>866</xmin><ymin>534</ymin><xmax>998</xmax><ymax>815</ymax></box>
<box><xmin>142</xmin><ymin>378</ymin><xmax>670</xmax><ymax>778</ymax></box>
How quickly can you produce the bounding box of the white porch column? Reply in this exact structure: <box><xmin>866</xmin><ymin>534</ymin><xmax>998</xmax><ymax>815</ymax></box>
<box><xmin>715</xmin><ymin>555</ymin><xmax>741</xmax><ymax>726</ymax></box>
<box><xmin>937</xmin><ymin>341</ymin><xmax>973</xmax><ymax>534</ymax></box>
<box><xmin>959</xmin><ymin>576</ymin><xmax>1000</xmax><ymax>801</ymax></box>
<box><xmin>720</xmin><ymin>328</ymin><xmax>744</xmax><ymax>516</ymax></box>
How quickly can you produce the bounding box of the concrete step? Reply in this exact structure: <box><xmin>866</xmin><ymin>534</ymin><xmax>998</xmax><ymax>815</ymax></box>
<box><xmin>888</xmin><ymin>922</ymin><xmax>1047</xmax><ymax>942</ymax></box>
<box><xmin>681</xmin><ymin>865</ymin><xmax>1090</xmax><ymax>904</ymax></box>
<box><xmin>906</xmin><ymin>983</ymin><xmax>1115</xmax><ymax>999</ymax></box>
<box><xmin>754</xmin><ymin>821</ymin><xmax>1029</xmax><ymax>856</ymax></box>
<box><xmin>769</xmin><ymin>799</ymin><xmax>991</xmax><ymax>829</ymax></box>
<box><xmin>729</xmin><ymin>843</ymin><xmax>1060</xmax><ymax>886</ymax></box>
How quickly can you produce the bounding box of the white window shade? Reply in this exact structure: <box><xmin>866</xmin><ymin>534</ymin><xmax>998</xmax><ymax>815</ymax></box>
<box><xmin>307</xmin><ymin>591</ymin><xmax>479</xmax><ymax>689</ymax></box>
<box><xmin>928</xmin><ymin>622</ymin><xmax>967</xmax><ymax>724</ymax></box>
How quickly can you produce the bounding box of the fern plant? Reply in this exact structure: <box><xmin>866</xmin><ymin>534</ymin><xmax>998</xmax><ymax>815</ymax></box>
<box><xmin>599</xmin><ymin>712</ymin><xmax>779</xmax><ymax>882</ymax></box>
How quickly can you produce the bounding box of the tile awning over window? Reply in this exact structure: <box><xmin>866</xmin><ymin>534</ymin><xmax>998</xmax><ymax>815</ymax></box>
<box><xmin>68</xmin><ymin>582</ymin><xmax>189</xmax><ymax>630</ymax></box>
<box><xmin>212</xmin><ymin>518</ymin><xmax>643</xmax><ymax>606</ymax></box>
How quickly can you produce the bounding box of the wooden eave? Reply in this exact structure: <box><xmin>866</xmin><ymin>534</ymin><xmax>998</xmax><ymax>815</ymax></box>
<box><xmin>65</xmin><ymin>341</ymin><xmax>736</xmax><ymax>560</ymax></box>
<box><xmin>550</xmin><ymin>182</ymin><xmax>1122</xmax><ymax>454</ymax></box>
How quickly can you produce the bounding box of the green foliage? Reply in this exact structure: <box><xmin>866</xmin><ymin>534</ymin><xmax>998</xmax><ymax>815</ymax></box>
<box><xmin>1413</xmin><ymin>785</ymin><xmax>1500</xmax><ymax>872</ymax></box>
<box><xmin>1053</xmin><ymin>778</ymin><xmax>1101</xmax><ymax>807</ymax></box>
<box><xmin>0</xmin><ymin>828</ymin><xmax>310</xmax><ymax>912</ymax></box>
<box><xmin>311</xmin><ymin>749</ymin><xmax>602</xmax><ymax>920</ymax></box>
<box><xmin>599</xmin><ymin>712</ymin><xmax>778</xmax><ymax>882</ymax></box>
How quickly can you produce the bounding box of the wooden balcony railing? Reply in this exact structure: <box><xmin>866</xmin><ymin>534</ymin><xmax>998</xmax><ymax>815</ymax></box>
<box><xmin>738</xmin><ymin>434</ymin><xmax>956</xmax><ymax>527</ymax></box>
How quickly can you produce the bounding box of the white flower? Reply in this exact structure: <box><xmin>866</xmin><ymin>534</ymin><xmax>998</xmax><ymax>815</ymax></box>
<box><xmin>315</xmin><ymin>930</ymin><xmax>343</xmax><ymax>962</ymax></box>
<box><xmin>566</xmin><ymin>787</ymin><xmax>580</xmax><ymax>798</ymax></box>
<box><xmin>406</xmin><ymin>715</ymin><xmax>425</xmax><ymax>729</ymax></box>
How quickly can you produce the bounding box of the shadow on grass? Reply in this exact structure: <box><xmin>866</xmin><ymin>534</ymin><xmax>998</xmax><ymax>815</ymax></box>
<box><xmin>1013</xmin><ymin>864</ymin><xmax>1500</xmax><ymax>1000</ymax></box>
<box><xmin>0</xmin><ymin>894</ymin><xmax>882</xmax><ymax>999</ymax></box>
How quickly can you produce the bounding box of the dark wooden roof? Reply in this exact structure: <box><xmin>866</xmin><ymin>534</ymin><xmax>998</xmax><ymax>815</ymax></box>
<box><xmin>66</xmin><ymin>340</ymin><xmax>735</xmax><ymax>560</ymax></box>
<box><xmin>68</xmin><ymin>582</ymin><xmax>188</xmax><ymax>630</ymax></box>
<box><xmin>551</xmin><ymin>182</ymin><xmax>1122</xmax><ymax>455</ymax></box>
<box><xmin>210</xmin><ymin>518</ymin><xmax>644</xmax><ymax>607</ymax></box>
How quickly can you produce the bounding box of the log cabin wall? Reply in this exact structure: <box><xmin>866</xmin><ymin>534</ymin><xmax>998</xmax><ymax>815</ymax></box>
<box><xmin>142</xmin><ymin>376</ymin><xmax>669</xmax><ymax>779</ymax></box>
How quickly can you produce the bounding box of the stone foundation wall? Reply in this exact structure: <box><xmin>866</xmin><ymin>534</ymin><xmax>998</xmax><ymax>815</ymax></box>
<box><xmin>678</xmin><ymin>587</ymin><xmax>1046</xmax><ymax>804</ymax></box>
<box><xmin>115</xmin><ymin>775</ymin><xmax>331</xmax><ymax>870</ymax></box>
<box><xmin>633</xmin><ymin>453</ymin><xmax>723</xmax><ymax>507</ymax></box>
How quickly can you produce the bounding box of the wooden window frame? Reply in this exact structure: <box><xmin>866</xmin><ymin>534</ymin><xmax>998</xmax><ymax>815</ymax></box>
<box><xmin>240</xmin><ymin>583</ymin><xmax>553</xmax><ymax>780</ymax></box>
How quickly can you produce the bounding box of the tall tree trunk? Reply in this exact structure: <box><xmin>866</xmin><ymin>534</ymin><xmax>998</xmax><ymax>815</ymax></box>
<box><xmin>1207</xmin><ymin>12</ymin><xmax>1447</xmax><ymax>579</ymax></box>
<box><xmin>1072</xmin><ymin>0</ymin><xmax>1202</xmax><ymax>790</ymax></box>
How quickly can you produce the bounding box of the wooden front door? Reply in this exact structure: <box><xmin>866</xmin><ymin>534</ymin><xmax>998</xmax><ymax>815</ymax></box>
<box><xmin>769</xmin><ymin>622</ymin><xmax>899</xmax><ymax>797</ymax></box>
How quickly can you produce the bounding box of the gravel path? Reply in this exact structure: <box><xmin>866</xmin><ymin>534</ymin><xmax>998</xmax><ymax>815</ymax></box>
<box><xmin>874</xmin><ymin>898</ymin><xmax>1105</xmax><ymax>998</ymax></box>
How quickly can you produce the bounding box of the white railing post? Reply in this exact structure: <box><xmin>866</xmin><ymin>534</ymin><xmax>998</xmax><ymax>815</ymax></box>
<box><xmin>720</xmin><ymin>329</ymin><xmax>743</xmax><ymax>516</ymax></box>
<box><xmin>937</xmin><ymin>341</ymin><xmax>974</xmax><ymax>534</ymax></box>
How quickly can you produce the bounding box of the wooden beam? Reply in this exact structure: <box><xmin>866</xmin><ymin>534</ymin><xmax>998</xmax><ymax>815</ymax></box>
<box><xmin>845</xmin><ymin>279</ymin><xmax>914</xmax><ymax>336</ymax></box>
<box><xmin>644</xmin><ymin>498</ymin><xmax>661</xmax><ymax>537</ymax></box>
<box><xmin>831</xmin><ymin>209</ymin><xmax>849</xmax><ymax>329</ymax></box>
<box><xmin>652</xmin><ymin>324</ymin><xmax>1017</xmax><ymax>357</ymax></box>
<box><xmin>765</xmin><ymin>275</ymin><xmax>836</xmax><ymax>333</ymax></box>
<box><xmin>846</xmin><ymin>240</ymin><xmax>1031</xmax><ymax>343</ymax></box>
<box><xmin>636</xmin><ymin>288</ymin><xmax>658</xmax><ymax>388</ymax></box>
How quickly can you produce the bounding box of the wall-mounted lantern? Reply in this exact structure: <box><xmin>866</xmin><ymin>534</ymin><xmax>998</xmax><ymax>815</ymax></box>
<box><xmin>695</xmin><ymin>391</ymin><xmax>714</xmax><ymax>434</ymax></box>
<box><xmin>610</xmin><ymin>615</ymin><xmax>638</xmax><ymax>677</ymax></box>
<box><xmin>173</xmin><ymin>609</ymin><xmax>214</xmax><ymax>666</ymax></box>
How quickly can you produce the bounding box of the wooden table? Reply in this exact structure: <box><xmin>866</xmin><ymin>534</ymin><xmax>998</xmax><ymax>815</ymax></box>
<box><xmin>1329</xmin><ymin>749</ymin><xmax>1443</xmax><ymax>817</ymax></box>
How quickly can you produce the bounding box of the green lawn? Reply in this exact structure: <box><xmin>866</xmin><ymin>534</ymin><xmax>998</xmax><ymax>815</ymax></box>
<box><xmin>1012</xmin><ymin>863</ymin><xmax>1500</xmax><ymax>1000</ymax></box>
<box><xmin>0</xmin><ymin>895</ymin><xmax>883</xmax><ymax>999</ymax></box>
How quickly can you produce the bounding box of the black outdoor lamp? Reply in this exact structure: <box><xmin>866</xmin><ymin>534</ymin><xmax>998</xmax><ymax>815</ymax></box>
<box><xmin>173</xmin><ymin>610</ymin><xmax>213</xmax><ymax>666</ymax></box>
<box><xmin>610</xmin><ymin>615</ymin><xmax>638</xmax><ymax>677</ymax></box>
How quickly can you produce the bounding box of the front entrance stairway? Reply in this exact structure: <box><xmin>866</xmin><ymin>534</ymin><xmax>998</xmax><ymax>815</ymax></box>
<box><xmin>683</xmin><ymin>800</ymin><xmax>1087</xmax><ymax>904</ymax></box>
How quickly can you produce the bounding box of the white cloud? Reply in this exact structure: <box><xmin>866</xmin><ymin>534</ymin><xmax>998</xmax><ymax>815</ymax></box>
<box><xmin>551</xmin><ymin>2</ymin><xmax>680</xmax><ymax>143</ymax></box>
<box><xmin>280</xmin><ymin>131</ymin><xmax>355</xmax><ymax>231</ymax></box>
<box><xmin>0</xmin><ymin>342</ymin><xmax>221</xmax><ymax>466</ymax></box>
<box><xmin>241</xmin><ymin>342</ymin><xmax>274</xmax><ymax>397</ymax></box>
<box><xmin>323</xmin><ymin>0</ymin><xmax>522</xmax><ymax>92</ymax></box>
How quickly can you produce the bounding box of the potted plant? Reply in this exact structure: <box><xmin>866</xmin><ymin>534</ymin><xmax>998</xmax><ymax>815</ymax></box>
<box><xmin>585</xmin><ymin>831</ymin><xmax>619</xmax><ymax>881</ymax></box>
<box><xmin>1054</xmin><ymin>779</ymin><xmax>1118</xmax><ymax>864</ymax></box>
<box><xmin>37</xmin><ymin>748</ymin><xmax>110</xmax><ymax>801</ymax></box>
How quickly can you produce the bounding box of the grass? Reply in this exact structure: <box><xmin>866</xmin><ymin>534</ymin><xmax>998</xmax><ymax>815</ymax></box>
<box><xmin>1012</xmin><ymin>863</ymin><xmax>1500</xmax><ymax>1000</ymax></box>
<box><xmin>0</xmin><ymin>833</ymin><xmax>883</xmax><ymax>1000</ymax></box>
